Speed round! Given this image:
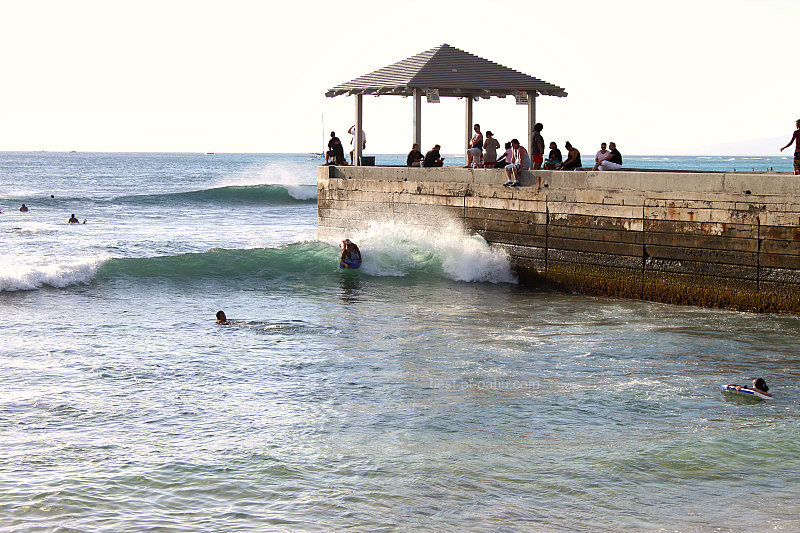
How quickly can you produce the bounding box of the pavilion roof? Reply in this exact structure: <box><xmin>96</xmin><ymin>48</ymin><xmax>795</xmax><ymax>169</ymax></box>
<box><xmin>325</xmin><ymin>43</ymin><xmax>567</xmax><ymax>99</ymax></box>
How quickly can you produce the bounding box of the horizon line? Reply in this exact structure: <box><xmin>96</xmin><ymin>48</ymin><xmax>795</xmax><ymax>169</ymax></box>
<box><xmin>0</xmin><ymin>150</ymin><xmax>791</xmax><ymax>158</ymax></box>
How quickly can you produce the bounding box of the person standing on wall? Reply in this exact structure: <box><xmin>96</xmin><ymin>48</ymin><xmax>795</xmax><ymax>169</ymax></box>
<box><xmin>780</xmin><ymin>118</ymin><xmax>800</xmax><ymax>175</ymax></box>
<box><xmin>348</xmin><ymin>125</ymin><xmax>366</xmax><ymax>165</ymax></box>
<box><xmin>531</xmin><ymin>123</ymin><xmax>545</xmax><ymax>170</ymax></box>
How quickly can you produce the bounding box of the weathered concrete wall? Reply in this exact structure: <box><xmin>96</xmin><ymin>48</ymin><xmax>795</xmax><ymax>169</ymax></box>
<box><xmin>318</xmin><ymin>165</ymin><xmax>800</xmax><ymax>313</ymax></box>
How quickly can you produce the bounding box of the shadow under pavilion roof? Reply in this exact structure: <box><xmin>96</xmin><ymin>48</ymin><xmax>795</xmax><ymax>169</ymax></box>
<box><xmin>325</xmin><ymin>43</ymin><xmax>567</xmax><ymax>99</ymax></box>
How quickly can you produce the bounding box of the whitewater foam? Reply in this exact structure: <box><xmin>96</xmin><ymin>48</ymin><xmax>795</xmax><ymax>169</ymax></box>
<box><xmin>0</xmin><ymin>257</ymin><xmax>107</xmax><ymax>292</ymax></box>
<box><xmin>341</xmin><ymin>220</ymin><xmax>517</xmax><ymax>284</ymax></box>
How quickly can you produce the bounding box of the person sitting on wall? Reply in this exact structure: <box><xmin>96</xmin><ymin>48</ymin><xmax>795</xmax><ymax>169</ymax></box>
<box><xmin>423</xmin><ymin>144</ymin><xmax>444</xmax><ymax>167</ymax></box>
<box><xmin>544</xmin><ymin>142</ymin><xmax>562</xmax><ymax>170</ymax></box>
<box><xmin>325</xmin><ymin>132</ymin><xmax>347</xmax><ymax>165</ymax></box>
<box><xmin>595</xmin><ymin>142</ymin><xmax>610</xmax><ymax>168</ymax></box>
<box><xmin>482</xmin><ymin>131</ymin><xmax>500</xmax><ymax>169</ymax></box>
<box><xmin>593</xmin><ymin>141</ymin><xmax>623</xmax><ymax>171</ymax></box>
<box><xmin>495</xmin><ymin>142</ymin><xmax>513</xmax><ymax>169</ymax></box>
<box><xmin>557</xmin><ymin>142</ymin><xmax>582</xmax><ymax>170</ymax></box>
<box><xmin>407</xmin><ymin>143</ymin><xmax>424</xmax><ymax>167</ymax></box>
<box><xmin>464</xmin><ymin>123</ymin><xmax>484</xmax><ymax>168</ymax></box>
<box><xmin>503</xmin><ymin>138</ymin><xmax>531</xmax><ymax>187</ymax></box>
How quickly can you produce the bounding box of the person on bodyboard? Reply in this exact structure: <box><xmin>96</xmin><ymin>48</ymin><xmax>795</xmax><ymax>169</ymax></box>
<box><xmin>339</xmin><ymin>239</ymin><xmax>362</xmax><ymax>269</ymax></box>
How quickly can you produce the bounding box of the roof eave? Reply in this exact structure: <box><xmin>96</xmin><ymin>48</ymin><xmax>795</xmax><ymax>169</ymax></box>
<box><xmin>327</xmin><ymin>86</ymin><xmax>568</xmax><ymax>98</ymax></box>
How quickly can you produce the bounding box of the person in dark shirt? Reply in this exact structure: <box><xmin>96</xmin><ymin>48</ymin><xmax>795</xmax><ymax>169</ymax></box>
<box><xmin>326</xmin><ymin>131</ymin><xmax>346</xmax><ymax>165</ymax></box>
<box><xmin>407</xmin><ymin>143</ymin><xmax>424</xmax><ymax>167</ymax></box>
<box><xmin>594</xmin><ymin>141</ymin><xmax>623</xmax><ymax>171</ymax></box>
<box><xmin>558</xmin><ymin>142</ymin><xmax>582</xmax><ymax>170</ymax></box>
<box><xmin>531</xmin><ymin>122</ymin><xmax>545</xmax><ymax>170</ymax></box>
<box><xmin>544</xmin><ymin>142</ymin><xmax>562</xmax><ymax>170</ymax></box>
<box><xmin>423</xmin><ymin>144</ymin><xmax>444</xmax><ymax>167</ymax></box>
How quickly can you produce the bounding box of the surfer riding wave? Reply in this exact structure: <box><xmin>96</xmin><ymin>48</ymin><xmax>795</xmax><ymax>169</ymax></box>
<box><xmin>339</xmin><ymin>239</ymin><xmax>362</xmax><ymax>269</ymax></box>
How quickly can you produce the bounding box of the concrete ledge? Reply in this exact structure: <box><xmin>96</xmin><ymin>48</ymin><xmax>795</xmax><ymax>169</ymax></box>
<box><xmin>318</xmin><ymin>165</ymin><xmax>800</xmax><ymax>313</ymax></box>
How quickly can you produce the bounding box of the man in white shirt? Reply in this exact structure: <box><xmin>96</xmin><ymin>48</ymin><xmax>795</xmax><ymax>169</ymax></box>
<box><xmin>348</xmin><ymin>125</ymin><xmax>366</xmax><ymax>164</ymax></box>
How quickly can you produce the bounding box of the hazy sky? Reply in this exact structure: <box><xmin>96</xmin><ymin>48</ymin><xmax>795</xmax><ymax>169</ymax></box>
<box><xmin>0</xmin><ymin>0</ymin><xmax>796</xmax><ymax>155</ymax></box>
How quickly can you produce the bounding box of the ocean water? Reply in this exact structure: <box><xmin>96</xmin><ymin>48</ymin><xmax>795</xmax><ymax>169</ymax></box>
<box><xmin>1</xmin><ymin>152</ymin><xmax>799</xmax><ymax>532</ymax></box>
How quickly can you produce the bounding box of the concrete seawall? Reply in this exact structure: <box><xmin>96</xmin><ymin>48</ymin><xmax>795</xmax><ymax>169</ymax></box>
<box><xmin>317</xmin><ymin>165</ymin><xmax>800</xmax><ymax>313</ymax></box>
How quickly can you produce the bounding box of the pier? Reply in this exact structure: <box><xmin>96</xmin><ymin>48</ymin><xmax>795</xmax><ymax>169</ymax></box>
<box><xmin>321</xmin><ymin>45</ymin><xmax>799</xmax><ymax>313</ymax></box>
<box><xmin>318</xmin><ymin>165</ymin><xmax>800</xmax><ymax>313</ymax></box>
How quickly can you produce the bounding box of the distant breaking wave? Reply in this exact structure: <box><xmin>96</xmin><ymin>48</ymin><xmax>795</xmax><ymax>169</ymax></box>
<box><xmin>113</xmin><ymin>184</ymin><xmax>317</xmax><ymax>206</ymax></box>
<box><xmin>1</xmin><ymin>223</ymin><xmax>516</xmax><ymax>291</ymax></box>
<box><xmin>0</xmin><ymin>184</ymin><xmax>318</xmax><ymax>207</ymax></box>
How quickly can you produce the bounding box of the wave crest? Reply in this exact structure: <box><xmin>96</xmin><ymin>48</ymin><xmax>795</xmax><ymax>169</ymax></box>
<box><xmin>0</xmin><ymin>258</ymin><xmax>107</xmax><ymax>292</ymax></box>
<box><xmin>344</xmin><ymin>220</ymin><xmax>517</xmax><ymax>284</ymax></box>
<box><xmin>2</xmin><ymin>222</ymin><xmax>516</xmax><ymax>291</ymax></box>
<box><xmin>114</xmin><ymin>184</ymin><xmax>317</xmax><ymax>206</ymax></box>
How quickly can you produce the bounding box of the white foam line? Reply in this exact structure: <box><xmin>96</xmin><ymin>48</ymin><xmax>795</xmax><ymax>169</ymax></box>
<box><xmin>0</xmin><ymin>257</ymin><xmax>108</xmax><ymax>291</ymax></box>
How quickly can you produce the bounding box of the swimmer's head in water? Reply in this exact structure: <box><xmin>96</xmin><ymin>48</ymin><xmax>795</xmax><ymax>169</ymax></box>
<box><xmin>753</xmin><ymin>378</ymin><xmax>769</xmax><ymax>392</ymax></box>
<box><xmin>216</xmin><ymin>310</ymin><xmax>227</xmax><ymax>323</ymax></box>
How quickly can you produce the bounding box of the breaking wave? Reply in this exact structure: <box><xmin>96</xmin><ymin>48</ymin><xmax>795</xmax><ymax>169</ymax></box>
<box><xmin>1</xmin><ymin>222</ymin><xmax>516</xmax><ymax>291</ymax></box>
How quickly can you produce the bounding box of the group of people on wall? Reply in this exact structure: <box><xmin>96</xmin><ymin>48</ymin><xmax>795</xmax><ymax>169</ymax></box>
<box><xmin>406</xmin><ymin>123</ymin><xmax>623</xmax><ymax>185</ymax></box>
<box><xmin>325</xmin><ymin>126</ymin><xmax>366</xmax><ymax>165</ymax></box>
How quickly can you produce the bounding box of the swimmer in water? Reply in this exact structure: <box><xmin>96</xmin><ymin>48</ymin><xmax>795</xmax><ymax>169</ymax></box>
<box><xmin>216</xmin><ymin>310</ymin><xmax>229</xmax><ymax>325</ymax></box>
<box><xmin>339</xmin><ymin>239</ymin><xmax>362</xmax><ymax>269</ymax></box>
<box><xmin>68</xmin><ymin>214</ymin><xmax>79</xmax><ymax>223</ymax></box>
<box><xmin>19</xmin><ymin>204</ymin><xmax>28</xmax><ymax>212</ymax></box>
<box><xmin>751</xmin><ymin>377</ymin><xmax>771</xmax><ymax>396</ymax></box>
<box><xmin>725</xmin><ymin>377</ymin><xmax>772</xmax><ymax>397</ymax></box>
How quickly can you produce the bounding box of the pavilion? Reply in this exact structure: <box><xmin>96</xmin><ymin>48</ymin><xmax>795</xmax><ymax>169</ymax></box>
<box><xmin>325</xmin><ymin>43</ymin><xmax>567</xmax><ymax>165</ymax></box>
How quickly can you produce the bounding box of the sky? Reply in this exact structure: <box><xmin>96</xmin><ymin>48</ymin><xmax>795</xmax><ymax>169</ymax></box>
<box><xmin>0</xmin><ymin>0</ymin><xmax>796</xmax><ymax>155</ymax></box>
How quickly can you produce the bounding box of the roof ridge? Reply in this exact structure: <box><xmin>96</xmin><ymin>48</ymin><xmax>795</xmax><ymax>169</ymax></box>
<box><xmin>326</xmin><ymin>44</ymin><xmax>567</xmax><ymax>98</ymax></box>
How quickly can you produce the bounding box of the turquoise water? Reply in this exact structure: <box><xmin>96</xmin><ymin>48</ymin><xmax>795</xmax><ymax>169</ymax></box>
<box><xmin>1</xmin><ymin>152</ymin><xmax>799</xmax><ymax>532</ymax></box>
<box><xmin>378</xmin><ymin>153</ymin><xmax>794</xmax><ymax>173</ymax></box>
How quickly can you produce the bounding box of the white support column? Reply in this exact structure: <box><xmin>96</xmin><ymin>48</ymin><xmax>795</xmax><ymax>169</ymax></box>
<box><xmin>354</xmin><ymin>94</ymin><xmax>363</xmax><ymax>166</ymax></box>
<box><xmin>527</xmin><ymin>91</ymin><xmax>537</xmax><ymax>157</ymax></box>
<box><xmin>465</xmin><ymin>96</ymin><xmax>473</xmax><ymax>157</ymax></box>
<box><xmin>413</xmin><ymin>88</ymin><xmax>422</xmax><ymax>150</ymax></box>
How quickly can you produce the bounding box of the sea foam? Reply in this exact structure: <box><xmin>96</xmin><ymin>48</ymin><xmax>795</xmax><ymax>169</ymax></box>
<box><xmin>342</xmin><ymin>219</ymin><xmax>517</xmax><ymax>284</ymax></box>
<box><xmin>0</xmin><ymin>257</ymin><xmax>107</xmax><ymax>292</ymax></box>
